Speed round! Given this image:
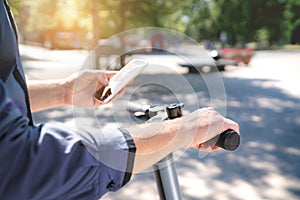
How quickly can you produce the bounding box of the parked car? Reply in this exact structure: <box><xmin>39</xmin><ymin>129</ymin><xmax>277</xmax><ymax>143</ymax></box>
<box><xmin>178</xmin><ymin>48</ymin><xmax>254</xmax><ymax>73</ymax></box>
<box><xmin>218</xmin><ymin>48</ymin><xmax>253</xmax><ymax>65</ymax></box>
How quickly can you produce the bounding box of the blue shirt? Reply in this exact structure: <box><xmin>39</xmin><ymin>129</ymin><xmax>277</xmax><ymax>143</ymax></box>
<box><xmin>0</xmin><ymin>1</ymin><xmax>136</xmax><ymax>199</ymax></box>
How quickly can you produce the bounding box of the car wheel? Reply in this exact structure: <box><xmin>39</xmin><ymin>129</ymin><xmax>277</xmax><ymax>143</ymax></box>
<box><xmin>188</xmin><ymin>67</ymin><xmax>199</xmax><ymax>73</ymax></box>
<box><xmin>217</xmin><ymin>65</ymin><xmax>225</xmax><ymax>71</ymax></box>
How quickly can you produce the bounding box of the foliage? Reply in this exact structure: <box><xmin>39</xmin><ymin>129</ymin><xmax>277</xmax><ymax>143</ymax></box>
<box><xmin>7</xmin><ymin>0</ymin><xmax>300</xmax><ymax>46</ymax></box>
<box><xmin>283</xmin><ymin>0</ymin><xmax>300</xmax><ymax>44</ymax></box>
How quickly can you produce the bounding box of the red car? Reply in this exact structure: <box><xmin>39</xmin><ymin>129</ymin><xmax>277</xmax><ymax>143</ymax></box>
<box><xmin>217</xmin><ymin>48</ymin><xmax>254</xmax><ymax>65</ymax></box>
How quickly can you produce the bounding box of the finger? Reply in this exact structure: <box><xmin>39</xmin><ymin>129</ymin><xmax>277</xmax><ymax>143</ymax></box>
<box><xmin>222</xmin><ymin>118</ymin><xmax>240</xmax><ymax>135</ymax></box>
<box><xmin>96</xmin><ymin>70</ymin><xmax>116</xmax><ymax>80</ymax></box>
<box><xmin>128</xmin><ymin>79</ymin><xmax>134</xmax><ymax>85</ymax></box>
<box><xmin>97</xmin><ymin>73</ymin><xmax>109</xmax><ymax>86</ymax></box>
<box><xmin>93</xmin><ymin>98</ymin><xmax>103</xmax><ymax>106</ymax></box>
<box><xmin>105</xmin><ymin>71</ymin><xmax>117</xmax><ymax>79</ymax></box>
<box><xmin>94</xmin><ymin>74</ymin><xmax>110</xmax><ymax>94</ymax></box>
<box><xmin>196</xmin><ymin>142</ymin><xmax>221</xmax><ymax>152</ymax></box>
<box><xmin>93</xmin><ymin>86</ymin><xmax>127</xmax><ymax>106</ymax></box>
<box><xmin>107</xmin><ymin>87</ymin><xmax>127</xmax><ymax>103</ymax></box>
<box><xmin>94</xmin><ymin>87</ymin><xmax>105</xmax><ymax>101</ymax></box>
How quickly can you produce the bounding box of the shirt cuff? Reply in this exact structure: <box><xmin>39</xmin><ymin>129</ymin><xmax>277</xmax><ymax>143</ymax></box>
<box><xmin>118</xmin><ymin>128</ymin><xmax>136</xmax><ymax>186</ymax></box>
<box><xmin>77</xmin><ymin>126</ymin><xmax>136</xmax><ymax>188</ymax></box>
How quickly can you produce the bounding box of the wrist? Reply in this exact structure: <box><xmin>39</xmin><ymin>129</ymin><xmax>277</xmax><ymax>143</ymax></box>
<box><xmin>61</xmin><ymin>78</ymin><xmax>73</xmax><ymax>106</ymax></box>
<box><xmin>27</xmin><ymin>79</ymin><xmax>69</xmax><ymax>112</ymax></box>
<box><xmin>127</xmin><ymin>121</ymin><xmax>172</xmax><ymax>153</ymax></box>
<box><xmin>170</xmin><ymin>118</ymin><xmax>194</xmax><ymax>149</ymax></box>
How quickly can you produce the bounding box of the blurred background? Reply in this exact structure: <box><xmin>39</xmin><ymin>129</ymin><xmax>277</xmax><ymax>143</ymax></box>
<box><xmin>8</xmin><ymin>0</ymin><xmax>300</xmax><ymax>200</ymax></box>
<box><xmin>8</xmin><ymin>0</ymin><xmax>300</xmax><ymax>50</ymax></box>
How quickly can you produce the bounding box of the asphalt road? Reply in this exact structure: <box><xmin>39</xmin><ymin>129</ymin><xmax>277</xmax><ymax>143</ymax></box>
<box><xmin>21</xmin><ymin>45</ymin><xmax>300</xmax><ymax>200</ymax></box>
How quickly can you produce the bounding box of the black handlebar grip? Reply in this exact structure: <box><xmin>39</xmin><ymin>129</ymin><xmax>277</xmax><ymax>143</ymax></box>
<box><xmin>207</xmin><ymin>129</ymin><xmax>240</xmax><ymax>151</ymax></box>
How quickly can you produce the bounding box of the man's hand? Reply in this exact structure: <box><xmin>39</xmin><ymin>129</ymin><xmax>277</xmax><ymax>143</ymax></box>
<box><xmin>63</xmin><ymin>70</ymin><xmax>119</xmax><ymax>107</ymax></box>
<box><xmin>179</xmin><ymin>107</ymin><xmax>240</xmax><ymax>152</ymax></box>
<box><xmin>126</xmin><ymin>107</ymin><xmax>240</xmax><ymax>173</ymax></box>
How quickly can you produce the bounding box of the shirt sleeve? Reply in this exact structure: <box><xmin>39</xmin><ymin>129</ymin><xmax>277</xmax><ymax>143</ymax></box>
<box><xmin>0</xmin><ymin>80</ymin><xmax>136</xmax><ymax>200</ymax></box>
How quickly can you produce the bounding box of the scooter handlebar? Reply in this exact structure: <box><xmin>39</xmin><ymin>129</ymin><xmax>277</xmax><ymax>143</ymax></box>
<box><xmin>127</xmin><ymin>102</ymin><xmax>240</xmax><ymax>151</ymax></box>
<box><xmin>127</xmin><ymin>102</ymin><xmax>150</xmax><ymax>113</ymax></box>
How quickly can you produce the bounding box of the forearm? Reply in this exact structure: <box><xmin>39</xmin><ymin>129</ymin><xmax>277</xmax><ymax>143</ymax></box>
<box><xmin>126</xmin><ymin>119</ymin><xmax>188</xmax><ymax>173</ymax></box>
<box><xmin>27</xmin><ymin>80</ymin><xmax>67</xmax><ymax>112</ymax></box>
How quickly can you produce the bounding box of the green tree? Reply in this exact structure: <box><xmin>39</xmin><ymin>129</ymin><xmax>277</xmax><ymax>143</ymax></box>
<box><xmin>283</xmin><ymin>0</ymin><xmax>300</xmax><ymax>43</ymax></box>
<box><xmin>26</xmin><ymin>0</ymin><xmax>59</xmax><ymax>32</ymax></box>
<box><xmin>183</xmin><ymin>0</ymin><xmax>219</xmax><ymax>42</ymax></box>
<box><xmin>92</xmin><ymin>0</ymin><xmax>189</xmax><ymax>39</ymax></box>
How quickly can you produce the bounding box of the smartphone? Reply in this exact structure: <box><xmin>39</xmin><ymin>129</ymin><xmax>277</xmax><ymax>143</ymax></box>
<box><xmin>95</xmin><ymin>59</ymin><xmax>148</xmax><ymax>103</ymax></box>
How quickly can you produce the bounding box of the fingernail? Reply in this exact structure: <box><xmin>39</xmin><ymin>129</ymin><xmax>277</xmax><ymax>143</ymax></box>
<box><xmin>102</xmin><ymin>75</ymin><xmax>109</xmax><ymax>84</ymax></box>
